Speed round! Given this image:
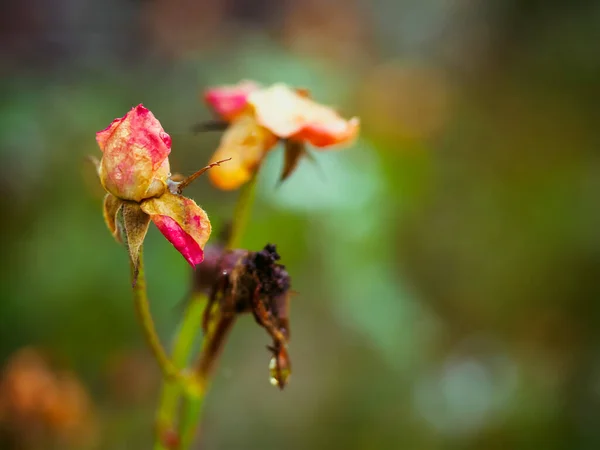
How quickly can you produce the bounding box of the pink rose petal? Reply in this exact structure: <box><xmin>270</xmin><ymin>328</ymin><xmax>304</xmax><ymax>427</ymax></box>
<box><xmin>151</xmin><ymin>215</ymin><xmax>204</xmax><ymax>266</ymax></box>
<box><xmin>204</xmin><ymin>80</ymin><xmax>261</xmax><ymax>121</ymax></box>
<box><xmin>96</xmin><ymin>117</ymin><xmax>124</xmax><ymax>152</ymax></box>
<box><xmin>97</xmin><ymin>104</ymin><xmax>172</xmax><ymax>202</ymax></box>
<box><xmin>140</xmin><ymin>192</ymin><xmax>211</xmax><ymax>266</ymax></box>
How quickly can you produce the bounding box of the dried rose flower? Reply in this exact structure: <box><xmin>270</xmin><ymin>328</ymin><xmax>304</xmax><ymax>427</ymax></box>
<box><xmin>200</xmin><ymin>81</ymin><xmax>359</xmax><ymax>190</ymax></box>
<box><xmin>195</xmin><ymin>243</ymin><xmax>293</xmax><ymax>389</ymax></box>
<box><xmin>95</xmin><ymin>104</ymin><xmax>219</xmax><ymax>277</ymax></box>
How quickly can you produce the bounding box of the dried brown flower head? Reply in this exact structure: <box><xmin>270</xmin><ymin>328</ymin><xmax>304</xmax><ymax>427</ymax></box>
<box><xmin>195</xmin><ymin>244</ymin><xmax>293</xmax><ymax>389</ymax></box>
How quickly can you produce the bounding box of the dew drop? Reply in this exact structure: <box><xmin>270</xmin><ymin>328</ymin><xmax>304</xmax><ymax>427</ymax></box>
<box><xmin>269</xmin><ymin>351</ymin><xmax>291</xmax><ymax>389</ymax></box>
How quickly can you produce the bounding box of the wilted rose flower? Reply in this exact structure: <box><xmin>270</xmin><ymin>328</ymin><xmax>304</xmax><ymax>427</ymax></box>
<box><xmin>194</xmin><ymin>243</ymin><xmax>293</xmax><ymax>389</ymax></box>
<box><xmin>95</xmin><ymin>105</ymin><xmax>218</xmax><ymax>275</ymax></box>
<box><xmin>200</xmin><ymin>81</ymin><xmax>359</xmax><ymax>190</ymax></box>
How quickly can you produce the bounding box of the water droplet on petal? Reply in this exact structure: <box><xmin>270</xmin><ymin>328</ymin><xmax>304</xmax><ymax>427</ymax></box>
<box><xmin>268</xmin><ymin>348</ymin><xmax>291</xmax><ymax>389</ymax></box>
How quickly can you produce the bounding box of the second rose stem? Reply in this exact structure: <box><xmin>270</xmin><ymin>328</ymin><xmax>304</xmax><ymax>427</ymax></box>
<box><xmin>154</xmin><ymin>174</ymin><xmax>258</xmax><ymax>449</ymax></box>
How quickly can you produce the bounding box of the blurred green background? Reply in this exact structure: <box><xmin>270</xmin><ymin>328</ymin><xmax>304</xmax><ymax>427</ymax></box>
<box><xmin>1</xmin><ymin>0</ymin><xmax>599</xmax><ymax>449</ymax></box>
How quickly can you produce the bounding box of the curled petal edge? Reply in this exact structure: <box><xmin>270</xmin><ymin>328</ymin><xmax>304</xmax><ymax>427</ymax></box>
<box><xmin>141</xmin><ymin>192</ymin><xmax>211</xmax><ymax>266</ymax></box>
<box><xmin>248</xmin><ymin>83</ymin><xmax>359</xmax><ymax>148</ymax></box>
<box><xmin>103</xmin><ymin>194</ymin><xmax>124</xmax><ymax>243</ymax></box>
<box><xmin>207</xmin><ymin>114</ymin><xmax>278</xmax><ymax>190</ymax></box>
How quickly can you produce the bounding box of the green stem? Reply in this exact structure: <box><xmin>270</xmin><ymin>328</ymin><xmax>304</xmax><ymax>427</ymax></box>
<box><xmin>177</xmin><ymin>389</ymin><xmax>205</xmax><ymax>449</ymax></box>
<box><xmin>152</xmin><ymin>174</ymin><xmax>259</xmax><ymax>450</ymax></box>
<box><xmin>228</xmin><ymin>174</ymin><xmax>258</xmax><ymax>250</ymax></box>
<box><xmin>132</xmin><ymin>249</ymin><xmax>180</xmax><ymax>381</ymax></box>
<box><xmin>176</xmin><ymin>158</ymin><xmax>232</xmax><ymax>194</ymax></box>
<box><xmin>177</xmin><ymin>176</ymin><xmax>259</xmax><ymax>449</ymax></box>
<box><xmin>179</xmin><ymin>314</ymin><xmax>236</xmax><ymax>448</ymax></box>
<box><xmin>154</xmin><ymin>293</ymin><xmax>207</xmax><ymax>450</ymax></box>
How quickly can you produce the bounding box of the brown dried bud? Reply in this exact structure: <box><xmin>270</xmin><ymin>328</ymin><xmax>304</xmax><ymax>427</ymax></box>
<box><xmin>194</xmin><ymin>243</ymin><xmax>294</xmax><ymax>388</ymax></box>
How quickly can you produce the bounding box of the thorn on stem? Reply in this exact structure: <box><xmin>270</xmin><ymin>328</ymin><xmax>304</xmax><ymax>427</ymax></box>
<box><xmin>176</xmin><ymin>158</ymin><xmax>232</xmax><ymax>194</ymax></box>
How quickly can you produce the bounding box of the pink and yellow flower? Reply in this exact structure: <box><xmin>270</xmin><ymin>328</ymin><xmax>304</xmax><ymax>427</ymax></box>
<box><xmin>203</xmin><ymin>80</ymin><xmax>260</xmax><ymax>122</ymax></box>
<box><xmin>202</xmin><ymin>81</ymin><xmax>360</xmax><ymax>190</ymax></box>
<box><xmin>96</xmin><ymin>105</ymin><xmax>212</xmax><ymax>270</ymax></box>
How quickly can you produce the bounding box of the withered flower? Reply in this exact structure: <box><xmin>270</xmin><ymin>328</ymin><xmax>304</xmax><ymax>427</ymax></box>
<box><xmin>195</xmin><ymin>243</ymin><xmax>293</xmax><ymax>389</ymax></box>
<box><xmin>94</xmin><ymin>104</ymin><xmax>225</xmax><ymax>280</ymax></box>
<box><xmin>199</xmin><ymin>81</ymin><xmax>359</xmax><ymax>190</ymax></box>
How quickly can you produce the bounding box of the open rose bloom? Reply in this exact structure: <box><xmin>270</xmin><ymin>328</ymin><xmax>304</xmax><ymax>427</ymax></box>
<box><xmin>96</xmin><ymin>105</ymin><xmax>211</xmax><ymax>271</ymax></box>
<box><xmin>203</xmin><ymin>82</ymin><xmax>360</xmax><ymax>190</ymax></box>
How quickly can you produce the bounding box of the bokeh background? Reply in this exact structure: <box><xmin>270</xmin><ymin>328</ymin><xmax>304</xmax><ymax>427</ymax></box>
<box><xmin>1</xmin><ymin>0</ymin><xmax>599</xmax><ymax>449</ymax></box>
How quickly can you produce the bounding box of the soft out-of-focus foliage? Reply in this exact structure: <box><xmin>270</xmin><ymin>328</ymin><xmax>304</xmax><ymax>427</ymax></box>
<box><xmin>1</xmin><ymin>0</ymin><xmax>599</xmax><ymax>449</ymax></box>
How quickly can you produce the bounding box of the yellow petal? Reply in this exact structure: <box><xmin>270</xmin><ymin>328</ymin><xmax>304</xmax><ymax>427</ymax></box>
<box><xmin>248</xmin><ymin>83</ymin><xmax>359</xmax><ymax>148</ymax></box>
<box><xmin>140</xmin><ymin>192</ymin><xmax>211</xmax><ymax>266</ymax></box>
<box><xmin>208</xmin><ymin>114</ymin><xmax>278</xmax><ymax>190</ymax></box>
<box><xmin>97</xmin><ymin>105</ymin><xmax>171</xmax><ymax>202</ymax></box>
